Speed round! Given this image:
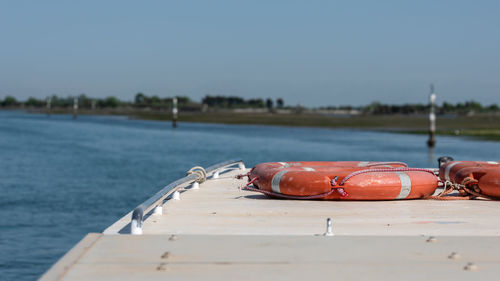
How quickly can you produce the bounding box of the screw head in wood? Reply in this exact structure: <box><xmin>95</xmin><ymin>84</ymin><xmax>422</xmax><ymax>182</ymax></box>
<box><xmin>463</xmin><ymin>262</ymin><xmax>478</xmax><ymax>271</ymax></box>
<box><xmin>426</xmin><ymin>236</ymin><xmax>437</xmax><ymax>243</ymax></box>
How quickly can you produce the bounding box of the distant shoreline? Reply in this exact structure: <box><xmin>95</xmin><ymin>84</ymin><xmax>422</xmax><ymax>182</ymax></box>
<box><xmin>15</xmin><ymin>108</ymin><xmax>500</xmax><ymax>141</ymax></box>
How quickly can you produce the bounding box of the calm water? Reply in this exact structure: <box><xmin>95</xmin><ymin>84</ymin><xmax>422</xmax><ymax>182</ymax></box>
<box><xmin>1</xmin><ymin>110</ymin><xmax>499</xmax><ymax>280</ymax></box>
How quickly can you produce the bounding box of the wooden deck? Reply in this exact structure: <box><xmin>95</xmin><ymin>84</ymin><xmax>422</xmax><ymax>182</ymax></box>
<box><xmin>41</xmin><ymin>166</ymin><xmax>500</xmax><ymax>280</ymax></box>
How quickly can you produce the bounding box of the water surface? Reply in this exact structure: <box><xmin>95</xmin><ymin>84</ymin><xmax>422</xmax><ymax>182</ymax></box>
<box><xmin>1</xmin><ymin>111</ymin><xmax>499</xmax><ymax>280</ymax></box>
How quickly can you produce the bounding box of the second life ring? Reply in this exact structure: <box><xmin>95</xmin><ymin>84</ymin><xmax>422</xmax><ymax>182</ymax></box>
<box><xmin>439</xmin><ymin>160</ymin><xmax>500</xmax><ymax>198</ymax></box>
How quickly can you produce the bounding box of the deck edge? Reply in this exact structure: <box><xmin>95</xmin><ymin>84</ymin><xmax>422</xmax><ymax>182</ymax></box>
<box><xmin>39</xmin><ymin>233</ymin><xmax>102</xmax><ymax>281</ymax></box>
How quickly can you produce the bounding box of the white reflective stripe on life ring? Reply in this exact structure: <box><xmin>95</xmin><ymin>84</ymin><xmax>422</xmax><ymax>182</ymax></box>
<box><xmin>271</xmin><ymin>170</ymin><xmax>289</xmax><ymax>193</ymax></box>
<box><xmin>445</xmin><ymin>162</ymin><xmax>462</xmax><ymax>181</ymax></box>
<box><xmin>302</xmin><ymin>167</ymin><xmax>316</xmax><ymax>171</ymax></box>
<box><xmin>395</xmin><ymin>172</ymin><xmax>412</xmax><ymax>199</ymax></box>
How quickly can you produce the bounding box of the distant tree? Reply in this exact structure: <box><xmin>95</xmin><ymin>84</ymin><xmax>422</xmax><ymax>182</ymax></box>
<box><xmin>25</xmin><ymin>97</ymin><xmax>36</xmax><ymax>106</ymax></box>
<box><xmin>49</xmin><ymin>95</ymin><xmax>72</xmax><ymax>107</ymax></box>
<box><xmin>276</xmin><ymin>98</ymin><xmax>284</xmax><ymax>108</ymax></box>
<box><xmin>266</xmin><ymin>98</ymin><xmax>273</xmax><ymax>110</ymax></box>
<box><xmin>464</xmin><ymin>100</ymin><xmax>482</xmax><ymax>112</ymax></box>
<box><xmin>248</xmin><ymin>98</ymin><xmax>265</xmax><ymax>108</ymax></box>
<box><xmin>103</xmin><ymin>96</ymin><xmax>119</xmax><ymax>108</ymax></box>
<box><xmin>487</xmin><ymin>104</ymin><xmax>499</xmax><ymax>111</ymax></box>
<box><xmin>78</xmin><ymin>93</ymin><xmax>92</xmax><ymax>108</ymax></box>
<box><xmin>135</xmin><ymin>92</ymin><xmax>145</xmax><ymax>105</ymax></box>
<box><xmin>442</xmin><ymin>102</ymin><xmax>454</xmax><ymax>113</ymax></box>
<box><xmin>25</xmin><ymin>97</ymin><xmax>44</xmax><ymax>107</ymax></box>
<box><xmin>363</xmin><ymin>101</ymin><xmax>381</xmax><ymax>114</ymax></box>
<box><xmin>2</xmin><ymin>96</ymin><xmax>18</xmax><ymax>107</ymax></box>
<box><xmin>226</xmin><ymin>96</ymin><xmax>245</xmax><ymax>108</ymax></box>
<box><xmin>202</xmin><ymin>95</ymin><xmax>214</xmax><ymax>106</ymax></box>
<box><xmin>151</xmin><ymin>95</ymin><xmax>161</xmax><ymax>107</ymax></box>
<box><xmin>176</xmin><ymin>96</ymin><xmax>191</xmax><ymax>105</ymax></box>
<box><xmin>202</xmin><ymin>95</ymin><xmax>248</xmax><ymax>108</ymax></box>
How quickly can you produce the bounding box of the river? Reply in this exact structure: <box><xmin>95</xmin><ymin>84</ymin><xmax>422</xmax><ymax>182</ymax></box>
<box><xmin>1</xmin><ymin>110</ymin><xmax>499</xmax><ymax>280</ymax></box>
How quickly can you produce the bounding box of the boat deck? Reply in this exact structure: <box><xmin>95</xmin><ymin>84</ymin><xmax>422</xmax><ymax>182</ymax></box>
<box><xmin>105</xmin><ymin>167</ymin><xmax>500</xmax><ymax>236</ymax></box>
<box><xmin>41</xmin><ymin>165</ymin><xmax>500</xmax><ymax>280</ymax></box>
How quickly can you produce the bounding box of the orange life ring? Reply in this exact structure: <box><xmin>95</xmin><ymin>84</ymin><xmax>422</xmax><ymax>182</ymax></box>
<box><xmin>439</xmin><ymin>160</ymin><xmax>500</xmax><ymax>197</ymax></box>
<box><xmin>247</xmin><ymin>161</ymin><xmax>438</xmax><ymax>200</ymax></box>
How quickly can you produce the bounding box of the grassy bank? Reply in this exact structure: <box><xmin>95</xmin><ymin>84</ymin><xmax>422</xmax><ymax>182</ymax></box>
<box><xmin>133</xmin><ymin>111</ymin><xmax>500</xmax><ymax>141</ymax></box>
<box><xmin>23</xmin><ymin>108</ymin><xmax>500</xmax><ymax>141</ymax></box>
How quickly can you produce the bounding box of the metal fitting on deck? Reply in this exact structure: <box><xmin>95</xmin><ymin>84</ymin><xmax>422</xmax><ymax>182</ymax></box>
<box><xmin>238</xmin><ymin>162</ymin><xmax>246</xmax><ymax>170</ymax></box>
<box><xmin>130</xmin><ymin>208</ymin><xmax>144</xmax><ymax>235</ymax></box>
<box><xmin>323</xmin><ymin>218</ymin><xmax>334</xmax><ymax>236</ymax></box>
<box><xmin>131</xmin><ymin>220</ymin><xmax>143</xmax><ymax>235</ymax></box>
<box><xmin>172</xmin><ymin>191</ymin><xmax>181</xmax><ymax>200</ymax></box>
<box><xmin>153</xmin><ymin>205</ymin><xmax>163</xmax><ymax>215</ymax></box>
<box><xmin>191</xmin><ymin>182</ymin><xmax>200</xmax><ymax>189</ymax></box>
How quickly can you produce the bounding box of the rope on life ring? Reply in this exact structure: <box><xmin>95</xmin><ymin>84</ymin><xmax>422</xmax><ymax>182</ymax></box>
<box><xmin>339</xmin><ymin>167</ymin><xmax>436</xmax><ymax>186</ymax></box>
<box><xmin>425</xmin><ymin>177</ymin><xmax>499</xmax><ymax>200</ymax></box>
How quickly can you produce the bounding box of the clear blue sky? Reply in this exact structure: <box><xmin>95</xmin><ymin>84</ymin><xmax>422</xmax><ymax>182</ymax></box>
<box><xmin>1</xmin><ymin>0</ymin><xmax>499</xmax><ymax>106</ymax></box>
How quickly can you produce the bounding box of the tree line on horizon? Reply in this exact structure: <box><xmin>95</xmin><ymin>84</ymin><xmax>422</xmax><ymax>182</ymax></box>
<box><xmin>1</xmin><ymin>93</ymin><xmax>499</xmax><ymax>115</ymax></box>
<box><xmin>201</xmin><ymin>96</ymin><xmax>284</xmax><ymax>109</ymax></box>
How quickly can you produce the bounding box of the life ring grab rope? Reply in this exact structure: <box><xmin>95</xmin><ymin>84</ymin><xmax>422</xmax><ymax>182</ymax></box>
<box><xmin>362</xmin><ymin>162</ymin><xmax>408</xmax><ymax>167</ymax></box>
<box><xmin>338</xmin><ymin>167</ymin><xmax>436</xmax><ymax>186</ymax></box>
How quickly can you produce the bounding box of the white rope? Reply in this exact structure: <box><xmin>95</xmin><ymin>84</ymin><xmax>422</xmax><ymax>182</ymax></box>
<box><xmin>187</xmin><ymin>166</ymin><xmax>207</xmax><ymax>183</ymax></box>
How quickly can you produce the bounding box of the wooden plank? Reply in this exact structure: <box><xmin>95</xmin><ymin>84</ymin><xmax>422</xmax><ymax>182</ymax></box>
<box><xmin>55</xmin><ymin>234</ymin><xmax>500</xmax><ymax>281</ymax></box>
